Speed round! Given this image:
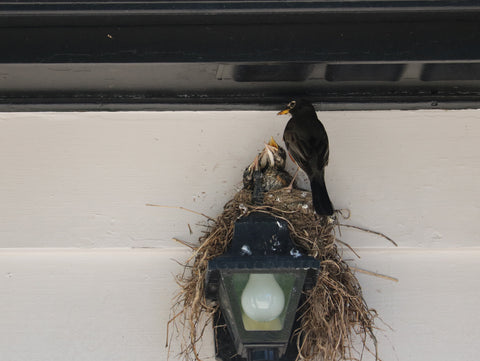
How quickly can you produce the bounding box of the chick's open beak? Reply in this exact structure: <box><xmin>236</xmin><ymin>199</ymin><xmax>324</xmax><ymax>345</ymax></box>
<box><xmin>268</xmin><ymin>137</ymin><xmax>279</xmax><ymax>149</ymax></box>
<box><xmin>277</xmin><ymin>108</ymin><xmax>290</xmax><ymax>115</ymax></box>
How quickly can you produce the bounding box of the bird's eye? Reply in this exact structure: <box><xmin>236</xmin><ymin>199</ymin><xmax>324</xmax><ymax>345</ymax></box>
<box><xmin>288</xmin><ymin>101</ymin><xmax>296</xmax><ymax>109</ymax></box>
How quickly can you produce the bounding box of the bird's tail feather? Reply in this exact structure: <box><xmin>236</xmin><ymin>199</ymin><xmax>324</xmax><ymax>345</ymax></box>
<box><xmin>310</xmin><ymin>173</ymin><xmax>333</xmax><ymax>216</ymax></box>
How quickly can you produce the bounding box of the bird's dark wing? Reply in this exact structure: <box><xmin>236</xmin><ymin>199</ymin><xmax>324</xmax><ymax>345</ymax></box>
<box><xmin>313</xmin><ymin>137</ymin><xmax>329</xmax><ymax>170</ymax></box>
<box><xmin>283</xmin><ymin>129</ymin><xmax>314</xmax><ymax>175</ymax></box>
<box><xmin>284</xmin><ymin>124</ymin><xmax>329</xmax><ymax>173</ymax></box>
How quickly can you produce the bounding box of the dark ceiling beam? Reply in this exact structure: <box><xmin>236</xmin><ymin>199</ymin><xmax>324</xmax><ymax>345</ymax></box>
<box><xmin>1</xmin><ymin>1</ymin><xmax>480</xmax><ymax>111</ymax></box>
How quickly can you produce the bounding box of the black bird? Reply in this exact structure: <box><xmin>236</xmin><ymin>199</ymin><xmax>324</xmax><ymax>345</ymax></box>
<box><xmin>278</xmin><ymin>99</ymin><xmax>334</xmax><ymax>215</ymax></box>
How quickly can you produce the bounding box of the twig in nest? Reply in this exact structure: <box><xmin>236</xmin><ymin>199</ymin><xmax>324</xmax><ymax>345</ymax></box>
<box><xmin>336</xmin><ymin>208</ymin><xmax>351</xmax><ymax>219</ymax></box>
<box><xmin>166</xmin><ymin>310</ymin><xmax>184</xmax><ymax>347</ymax></box>
<box><xmin>146</xmin><ymin>204</ymin><xmax>216</xmax><ymax>222</ymax></box>
<box><xmin>336</xmin><ymin>238</ymin><xmax>361</xmax><ymax>259</ymax></box>
<box><xmin>172</xmin><ymin>237</ymin><xmax>196</xmax><ymax>250</ymax></box>
<box><xmin>350</xmin><ymin>266</ymin><xmax>399</xmax><ymax>282</ymax></box>
<box><xmin>339</xmin><ymin>223</ymin><xmax>398</xmax><ymax>247</ymax></box>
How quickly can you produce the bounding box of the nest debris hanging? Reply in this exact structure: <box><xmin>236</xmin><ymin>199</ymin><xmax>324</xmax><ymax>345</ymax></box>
<box><xmin>167</xmin><ymin>186</ymin><xmax>381</xmax><ymax>361</ymax></box>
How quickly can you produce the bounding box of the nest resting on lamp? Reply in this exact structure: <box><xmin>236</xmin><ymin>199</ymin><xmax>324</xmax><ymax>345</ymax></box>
<box><xmin>168</xmin><ymin>187</ymin><xmax>380</xmax><ymax>361</ymax></box>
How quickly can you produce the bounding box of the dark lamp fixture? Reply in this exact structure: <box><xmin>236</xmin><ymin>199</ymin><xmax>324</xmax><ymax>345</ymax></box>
<box><xmin>206</xmin><ymin>212</ymin><xmax>321</xmax><ymax>361</ymax></box>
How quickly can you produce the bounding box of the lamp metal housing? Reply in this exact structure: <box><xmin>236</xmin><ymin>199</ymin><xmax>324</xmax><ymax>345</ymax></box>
<box><xmin>206</xmin><ymin>212</ymin><xmax>321</xmax><ymax>361</ymax></box>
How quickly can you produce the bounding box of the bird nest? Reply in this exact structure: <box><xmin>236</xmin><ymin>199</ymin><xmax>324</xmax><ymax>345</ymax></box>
<box><xmin>167</xmin><ymin>187</ymin><xmax>381</xmax><ymax>361</ymax></box>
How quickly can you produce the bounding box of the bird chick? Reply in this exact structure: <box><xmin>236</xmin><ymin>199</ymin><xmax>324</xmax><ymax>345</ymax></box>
<box><xmin>243</xmin><ymin>137</ymin><xmax>293</xmax><ymax>192</ymax></box>
<box><xmin>258</xmin><ymin>137</ymin><xmax>287</xmax><ymax>171</ymax></box>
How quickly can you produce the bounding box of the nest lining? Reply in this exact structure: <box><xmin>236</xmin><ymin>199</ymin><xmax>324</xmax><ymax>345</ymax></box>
<box><xmin>168</xmin><ymin>188</ymin><xmax>379</xmax><ymax>361</ymax></box>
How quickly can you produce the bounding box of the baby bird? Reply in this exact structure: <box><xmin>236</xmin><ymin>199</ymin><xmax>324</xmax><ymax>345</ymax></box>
<box><xmin>243</xmin><ymin>137</ymin><xmax>293</xmax><ymax>193</ymax></box>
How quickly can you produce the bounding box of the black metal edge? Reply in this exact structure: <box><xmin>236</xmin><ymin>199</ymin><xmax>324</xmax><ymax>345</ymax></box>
<box><xmin>208</xmin><ymin>258</ymin><xmax>321</xmax><ymax>271</ymax></box>
<box><xmin>2</xmin><ymin>1</ymin><xmax>480</xmax><ymax>15</ymax></box>
<box><xmin>206</xmin><ymin>262</ymin><xmax>321</xmax><ymax>294</ymax></box>
<box><xmin>1</xmin><ymin>97</ymin><xmax>479</xmax><ymax>112</ymax></box>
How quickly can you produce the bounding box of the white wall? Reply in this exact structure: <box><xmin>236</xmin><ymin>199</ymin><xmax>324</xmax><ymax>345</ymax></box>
<box><xmin>1</xmin><ymin>110</ymin><xmax>479</xmax><ymax>361</ymax></box>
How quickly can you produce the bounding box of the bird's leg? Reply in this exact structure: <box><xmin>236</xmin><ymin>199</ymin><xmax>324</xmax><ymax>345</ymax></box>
<box><xmin>285</xmin><ymin>166</ymin><xmax>300</xmax><ymax>191</ymax></box>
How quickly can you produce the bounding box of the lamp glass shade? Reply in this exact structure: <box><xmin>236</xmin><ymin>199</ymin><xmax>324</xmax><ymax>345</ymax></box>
<box><xmin>230</xmin><ymin>273</ymin><xmax>295</xmax><ymax>331</ymax></box>
<box><xmin>218</xmin><ymin>269</ymin><xmax>306</xmax><ymax>345</ymax></box>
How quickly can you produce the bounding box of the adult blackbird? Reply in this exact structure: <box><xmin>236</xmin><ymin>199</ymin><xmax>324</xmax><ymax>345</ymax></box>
<box><xmin>278</xmin><ymin>99</ymin><xmax>334</xmax><ymax>215</ymax></box>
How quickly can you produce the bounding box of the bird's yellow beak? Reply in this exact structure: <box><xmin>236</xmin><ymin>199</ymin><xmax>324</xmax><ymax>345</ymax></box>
<box><xmin>268</xmin><ymin>137</ymin><xmax>279</xmax><ymax>149</ymax></box>
<box><xmin>277</xmin><ymin>108</ymin><xmax>290</xmax><ymax>115</ymax></box>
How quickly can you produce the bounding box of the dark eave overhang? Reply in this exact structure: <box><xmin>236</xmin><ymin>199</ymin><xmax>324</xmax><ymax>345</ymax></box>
<box><xmin>1</xmin><ymin>1</ymin><xmax>480</xmax><ymax>111</ymax></box>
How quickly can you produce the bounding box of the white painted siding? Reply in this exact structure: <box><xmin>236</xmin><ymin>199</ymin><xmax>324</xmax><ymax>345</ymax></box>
<box><xmin>1</xmin><ymin>110</ymin><xmax>479</xmax><ymax>360</ymax></box>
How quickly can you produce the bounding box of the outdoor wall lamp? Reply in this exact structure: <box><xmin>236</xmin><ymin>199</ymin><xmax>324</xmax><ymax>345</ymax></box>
<box><xmin>205</xmin><ymin>212</ymin><xmax>321</xmax><ymax>361</ymax></box>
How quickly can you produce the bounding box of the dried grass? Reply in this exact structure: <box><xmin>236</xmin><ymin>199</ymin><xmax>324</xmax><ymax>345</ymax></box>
<box><xmin>167</xmin><ymin>188</ymin><xmax>382</xmax><ymax>361</ymax></box>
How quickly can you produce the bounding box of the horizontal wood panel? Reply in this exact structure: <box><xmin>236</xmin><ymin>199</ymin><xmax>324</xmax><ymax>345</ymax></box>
<box><xmin>0</xmin><ymin>110</ymin><xmax>479</xmax><ymax>248</ymax></box>
<box><xmin>0</xmin><ymin>248</ymin><xmax>478</xmax><ymax>361</ymax></box>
